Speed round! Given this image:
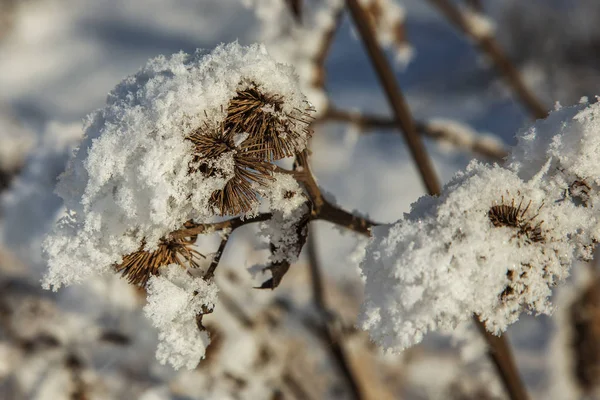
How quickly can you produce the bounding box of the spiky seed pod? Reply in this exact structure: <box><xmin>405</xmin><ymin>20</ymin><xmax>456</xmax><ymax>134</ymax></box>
<box><xmin>186</xmin><ymin>83</ymin><xmax>313</xmax><ymax>216</ymax></box>
<box><xmin>488</xmin><ymin>197</ymin><xmax>546</xmax><ymax>304</ymax></box>
<box><xmin>114</xmin><ymin>236</ymin><xmax>204</xmax><ymax>287</ymax></box>
<box><xmin>225</xmin><ymin>83</ymin><xmax>313</xmax><ymax>161</ymax></box>
<box><xmin>187</xmin><ymin>124</ymin><xmax>275</xmax><ymax>215</ymax></box>
<box><xmin>488</xmin><ymin>197</ymin><xmax>544</xmax><ymax>244</ymax></box>
<box><xmin>569</xmin><ymin>278</ymin><xmax>600</xmax><ymax>394</ymax></box>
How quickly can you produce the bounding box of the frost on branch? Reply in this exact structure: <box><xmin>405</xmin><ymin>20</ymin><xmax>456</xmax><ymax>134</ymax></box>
<box><xmin>360</xmin><ymin>0</ymin><xmax>413</xmax><ymax>67</ymax></box>
<box><xmin>144</xmin><ymin>265</ymin><xmax>218</xmax><ymax>370</ymax></box>
<box><xmin>257</xmin><ymin>202</ymin><xmax>309</xmax><ymax>289</ymax></box>
<box><xmin>359</xmin><ymin>101</ymin><xmax>600</xmax><ymax>352</ymax></box>
<box><xmin>42</xmin><ymin>42</ymin><xmax>312</xmax><ymax>290</ymax></box>
<box><xmin>41</xmin><ymin>42</ymin><xmax>314</xmax><ymax>370</ymax></box>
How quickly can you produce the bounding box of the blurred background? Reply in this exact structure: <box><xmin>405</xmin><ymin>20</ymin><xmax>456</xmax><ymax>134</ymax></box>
<box><xmin>1</xmin><ymin>0</ymin><xmax>600</xmax><ymax>398</ymax></box>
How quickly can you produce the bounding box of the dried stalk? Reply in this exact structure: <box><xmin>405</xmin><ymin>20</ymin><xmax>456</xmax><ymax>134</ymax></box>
<box><xmin>323</xmin><ymin>106</ymin><xmax>508</xmax><ymax>161</ymax></box>
<box><xmin>345</xmin><ymin>0</ymin><xmax>439</xmax><ymax>195</ymax></box>
<box><xmin>312</xmin><ymin>6</ymin><xmax>344</xmax><ymax>89</ymax></box>
<box><xmin>204</xmin><ymin>234</ymin><xmax>230</xmax><ymax>280</ymax></box>
<box><xmin>426</xmin><ymin>0</ymin><xmax>547</xmax><ymax>119</ymax></box>
<box><xmin>307</xmin><ymin>228</ymin><xmax>365</xmax><ymax>400</ymax></box>
<box><xmin>344</xmin><ymin>0</ymin><xmax>529</xmax><ymax>399</ymax></box>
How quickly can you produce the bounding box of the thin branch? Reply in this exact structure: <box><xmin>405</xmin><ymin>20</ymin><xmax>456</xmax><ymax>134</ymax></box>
<box><xmin>169</xmin><ymin>213</ymin><xmax>272</xmax><ymax>239</ymax></box>
<box><xmin>474</xmin><ymin>317</ymin><xmax>530</xmax><ymax>400</ymax></box>
<box><xmin>204</xmin><ymin>234</ymin><xmax>230</xmax><ymax>281</ymax></box>
<box><xmin>306</xmin><ymin>229</ymin><xmax>365</xmax><ymax>400</ymax></box>
<box><xmin>426</xmin><ymin>0</ymin><xmax>547</xmax><ymax>119</ymax></box>
<box><xmin>312</xmin><ymin>6</ymin><xmax>345</xmax><ymax>89</ymax></box>
<box><xmin>322</xmin><ymin>107</ymin><xmax>508</xmax><ymax>161</ymax></box>
<box><xmin>315</xmin><ymin>201</ymin><xmax>376</xmax><ymax>236</ymax></box>
<box><xmin>345</xmin><ymin>1</ymin><xmax>529</xmax><ymax>399</ymax></box>
<box><xmin>345</xmin><ymin>0</ymin><xmax>441</xmax><ymax>195</ymax></box>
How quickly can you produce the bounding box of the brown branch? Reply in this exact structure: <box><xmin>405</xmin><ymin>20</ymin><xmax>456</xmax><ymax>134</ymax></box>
<box><xmin>315</xmin><ymin>201</ymin><xmax>375</xmax><ymax>236</ymax></box>
<box><xmin>346</xmin><ymin>0</ymin><xmax>441</xmax><ymax>195</ymax></box>
<box><xmin>169</xmin><ymin>213</ymin><xmax>273</xmax><ymax>239</ymax></box>
<box><xmin>474</xmin><ymin>317</ymin><xmax>530</xmax><ymax>400</ymax></box>
<box><xmin>312</xmin><ymin>6</ymin><xmax>345</xmax><ymax>89</ymax></box>
<box><xmin>464</xmin><ymin>0</ymin><xmax>483</xmax><ymax>12</ymax></box>
<box><xmin>322</xmin><ymin>107</ymin><xmax>508</xmax><ymax>161</ymax></box>
<box><xmin>306</xmin><ymin>229</ymin><xmax>365</xmax><ymax>400</ymax></box>
<box><xmin>345</xmin><ymin>1</ymin><xmax>529</xmax><ymax>399</ymax></box>
<box><xmin>426</xmin><ymin>0</ymin><xmax>547</xmax><ymax>119</ymax></box>
<box><xmin>204</xmin><ymin>234</ymin><xmax>230</xmax><ymax>281</ymax></box>
<box><xmin>285</xmin><ymin>0</ymin><xmax>303</xmax><ymax>23</ymax></box>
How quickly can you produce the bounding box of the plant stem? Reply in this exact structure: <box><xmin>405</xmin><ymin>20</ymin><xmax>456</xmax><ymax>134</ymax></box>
<box><xmin>344</xmin><ymin>1</ymin><xmax>529</xmax><ymax>399</ymax></box>
<box><xmin>345</xmin><ymin>0</ymin><xmax>441</xmax><ymax>195</ymax></box>
<box><xmin>427</xmin><ymin>0</ymin><xmax>547</xmax><ymax>119</ymax></box>
<box><xmin>307</xmin><ymin>230</ymin><xmax>365</xmax><ymax>400</ymax></box>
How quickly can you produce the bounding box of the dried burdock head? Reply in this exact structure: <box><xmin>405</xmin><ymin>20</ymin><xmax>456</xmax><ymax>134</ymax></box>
<box><xmin>115</xmin><ymin>236</ymin><xmax>204</xmax><ymax>287</ymax></box>
<box><xmin>187</xmin><ymin>123</ymin><xmax>274</xmax><ymax>215</ymax></box>
<box><xmin>186</xmin><ymin>83</ymin><xmax>314</xmax><ymax>216</ymax></box>
<box><xmin>569</xmin><ymin>278</ymin><xmax>600</xmax><ymax>394</ymax></box>
<box><xmin>488</xmin><ymin>196</ymin><xmax>544</xmax><ymax>244</ymax></box>
<box><xmin>224</xmin><ymin>83</ymin><xmax>314</xmax><ymax>161</ymax></box>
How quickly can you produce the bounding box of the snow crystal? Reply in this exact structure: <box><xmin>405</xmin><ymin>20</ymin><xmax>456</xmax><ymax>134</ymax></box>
<box><xmin>359</xmin><ymin>102</ymin><xmax>600</xmax><ymax>352</ymax></box>
<box><xmin>259</xmin><ymin>203</ymin><xmax>308</xmax><ymax>265</ymax></box>
<box><xmin>144</xmin><ymin>265</ymin><xmax>218</xmax><ymax>370</ymax></box>
<box><xmin>42</xmin><ymin>42</ymin><xmax>310</xmax><ymax>290</ymax></box>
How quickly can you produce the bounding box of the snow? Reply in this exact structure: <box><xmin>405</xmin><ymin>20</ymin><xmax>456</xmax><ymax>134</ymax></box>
<box><xmin>144</xmin><ymin>264</ymin><xmax>218</xmax><ymax>370</ymax></box>
<box><xmin>42</xmin><ymin>42</ymin><xmax>311</xmax><ymax>290</ymax></box>
<box><xmin>359</xmin><ymin>103</ymin><xmax>600</xmax><ymax>352</ymax></box>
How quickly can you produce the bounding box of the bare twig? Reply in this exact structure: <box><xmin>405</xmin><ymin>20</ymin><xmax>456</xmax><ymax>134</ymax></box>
<box><xmin>322</xmin><ymin>107</ymin><xmax>508</xmax><ymax>161</ymax></box>
<box><xmin>170</xmin><ymin>213</ymin><xmax>273</xmax><ymax>239</ymax></box>
<box><xmin>306</xmin><ymin>230</ymin><xmax>365</xmax><ymax>400</ymax></box>
<box><xmin>426</xmin><ymin>0</ymin><xmax>547</xmax><ymax>119</ymax></box>
<box><xmin>345</xmin><ymin>1</ymin><xmax>529</xmax><ymax>399</ymax></box>
<box><xmin>345</xmin><ymin>0</ymin><xmax>441</xmax><ymax>195</ymax></box>
<box><xmin>204</xmin><ymin>234</ymin><xmax>230</xmax><ymax>281</ymax></box>
<box><xmin>474</xmin><ymin>317</ymin><xmax>530</xmax><ymax>400</ymax></box>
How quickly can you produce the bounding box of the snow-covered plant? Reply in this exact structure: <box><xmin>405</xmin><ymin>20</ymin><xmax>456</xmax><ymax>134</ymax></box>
<box><xmin>42</xmin><ymin>42</ymin><xmax>315</xmax><ymax>369</ymax></box>
<box><xmin>359</xmin><ymin>101</ymin><xmax>600</xmax><ymax>352</ymax></box>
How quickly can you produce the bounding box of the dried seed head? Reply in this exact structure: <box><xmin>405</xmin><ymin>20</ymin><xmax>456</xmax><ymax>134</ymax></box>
<box><xmin>224</xmin><ymin>83</ymin><xmax>313</xmax><ymax>161</ymax></box>
<box><xmin>187</xmin><ymin>124</ymin><xmax>274</xmax><ymax>215</ymax></box>
<box><xmin>115</xmin><ymin>237</ymin><xmax>204</xmax><ymax>287</ymax></box>
<box><xmin>488</xmin><ymin>197</ymin><xmax>544</xmax><ymax>244</ymax></box>
<box><xmin>186</xmin><ymin>83</ymin><xmax>314</xmax><ymax>216</ymax></box>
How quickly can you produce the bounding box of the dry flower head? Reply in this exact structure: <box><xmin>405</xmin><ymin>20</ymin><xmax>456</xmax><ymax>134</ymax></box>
<box><xmin>115</xmin><ymin>236</ymin><xmax>204</xmax><ymax>287</ymax></box>
<box><xmin>187</xmin><ymin>82</ymin><xmax>314</xmax><ymax>216</ymax></box>
<box><xmin>488</xmin><ymin>196</ymin><xmax>544</xmax><ymax>244</ymax></box>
